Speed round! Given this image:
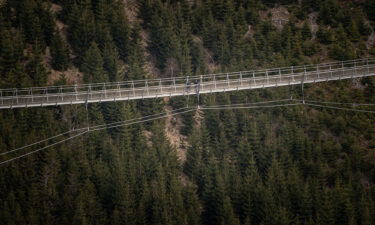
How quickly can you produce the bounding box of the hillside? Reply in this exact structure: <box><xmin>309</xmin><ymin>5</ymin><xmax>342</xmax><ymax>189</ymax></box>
<box><xmin>1</xmin><ymin>0</ymin><xmax>375</xmax><ymax>225</ymax></box>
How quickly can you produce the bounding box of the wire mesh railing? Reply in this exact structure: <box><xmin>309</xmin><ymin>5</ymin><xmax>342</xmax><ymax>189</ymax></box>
<box><xmin>1</xmin><ymin>58</ymin><xmax>374</xmax><ymax>108</ymax></box>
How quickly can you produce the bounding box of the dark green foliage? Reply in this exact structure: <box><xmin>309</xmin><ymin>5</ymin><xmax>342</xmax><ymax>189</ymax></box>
<box><xmin>301</xmin><ymin>23</ymin><xmax>312</xmax><ymax>41</ymax></box>
<box><xmin>318</xmin><ymin>0</ymin><xmax>341</xmax><ymax>26</ymax></box>
<box><xmin>1</xmin><ymin>1</ymin><xmax>375</xmax><ymax>225</ymax></box>
<box><xmin>50</xmin><ymin>32</ymin><xmax>70</xmax><ymax>71</ymax></box>
<box><xmin>26</xmin><ymin>44</ymin><xmax>48</xmax><ymax>86</ymax></box>
<box><xmin>126</xmin><ymin>24</ymin><xmax>147</xmax><ymax>80</ymax></box>
<box><xmin>102</xmin><ymin>41</ymin><xmax>119</xmax><ymax>82</ymax></box>
<box><xmin>317</xmin><ymin>27</ymin><xmax>334</xmax><ymax>45</ymax></box>
<box><xmin>329</xmin><ymin>25</ymin><xmax>357</xmax><ymax>60</ymax></box>
<box><xmin>81</xmin><ymin>42</ymin><xmax>107</xmax><ymax>83</ymax></box>
<box><xmin>364</xmin><ymin>0</ymin><xmax>375</xmax><ymax>21</ymax></box>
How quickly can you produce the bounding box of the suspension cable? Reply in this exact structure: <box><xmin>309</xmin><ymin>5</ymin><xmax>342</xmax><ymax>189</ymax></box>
<box><xmin>202</xmin><ymin>99</ymin><xmax>297</xmax><ymax>108</ymax></box>
<box><xmin>304</xmin><ymin>100</ymin><xmax>375</xmax><ymax>106</ymax></box>
<box><xmin>305</xmin><ymin>103</ymin><xmax>375</xmax><ymax>114</ymax></box>
<box><xmin>200</xmin><ymin>103</ymin><xmax>302</xmax><ymax>110</ymax></box>
<box><xmin>0</xmin><ymin>130</ymin><xmax>89</xmax><ymax>165</ymax></box>
<box><xmin>2</xmin><ymin>98</ymin><xmax>375</xmax><ymax>165</ymax></box>
<box><xmin>0</xmin><ymin>108</ymin><xmax>195</xmax><ymax>165</ymax></box>
<box><xmin>0</xmin><ymin>107</ymin><xmax>191</xmax><ymax>156</ymax></box>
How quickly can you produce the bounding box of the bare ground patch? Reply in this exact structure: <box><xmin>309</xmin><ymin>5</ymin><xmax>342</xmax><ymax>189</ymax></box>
<box><xmin>164</xmin><ymin>105</ymin><xmax>189</xmax><ymax>162</ymax></box>
<box><xmin>259</xmin><ymin>6</ymin><xmax>290</xmax><ymax>30</ymax></box>
<box><xmin>48</xmin><ymin>67</ymin><xmax>83</xmax><ymax>85</ymax></box>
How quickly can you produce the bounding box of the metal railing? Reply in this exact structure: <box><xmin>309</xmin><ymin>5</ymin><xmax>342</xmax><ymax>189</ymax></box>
<box><xmin>1</xmin><ymin>58</ymin><xmax>374</xmax><ymax>109</ymax></box>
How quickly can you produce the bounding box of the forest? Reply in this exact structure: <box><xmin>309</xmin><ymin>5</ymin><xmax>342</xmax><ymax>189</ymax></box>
<box><xmin>0</xmin><ymin>0</ymin><xmax>375</xmax><ymax>224</ymax></box>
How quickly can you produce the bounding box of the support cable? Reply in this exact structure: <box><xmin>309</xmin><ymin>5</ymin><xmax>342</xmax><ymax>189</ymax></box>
<box><xmin>200</xmin><ymin>103</ymin><xmax>302</xmax><ymax>110</ymax></box>
<box><xmin>0</xmin><ymin>108</ymin><xmax>195</xmax><ymax>165</ymax></box>
<box><xmin>202</xmin><ymin>99</ymin><xmax>296</xmax><ymax>108</ymax></box>
<box><xmin>304</xmin><ymin>100</ymin><xmax>375</xmax><ymax>106</ymax></box>
<box><xmin>0</xmin><ymin>107</ymin><xmax>191</xmax><ymax>156</ymax></box>
<box><xmin>305</xmin><ymin>103</ymin><xmax>375</xmax><ymax>114</ymax></box>
<box><xmin>0</xmin><ymin>128</ymin><xmax>86</xmax><ymax>156</ymax></box>
<box><xmin>0</xmin><ymin>131</ymin><xmax>89</xmax><ymax>165</ymax></box>
<box><xmin>2</xmin><ymin>98</ymin><xmax>375</xmax><ymax>165</ymax></box>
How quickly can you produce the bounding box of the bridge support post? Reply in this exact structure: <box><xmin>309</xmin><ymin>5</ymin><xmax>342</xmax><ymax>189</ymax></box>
<box><xmin>132</xmin><ymin>81</ymin><xmax>136</xmax><ymax>97</ymax></box>
<box><xmin>14</xmin><ymin>89</ymin><xmax>18</xmax><ymax>105</ymax></box>
<box><xmin>145</xmin><ymin>81</ymin><xmax>149</xmax><ymax>96</ymax></box>
<box><xmin>213</xmin><ymin>75</ymin><xmax>217</xmax><ymax>89</ymax></box>
<box><xmin>279</xmin><ymin>68</ymin><xmax>282</xmax><ymax>84</ymax></box>
<box><xmin>227</xmin><ymin>73</ymin><xmax>230</xmax><ymax>88</ymax></box>
<box><xmin>317</xmin><ymin>65</ymin><xmax>320</xmax><ymax>81</ymax></box>
<box><xmin>253</xmin><ymin>71</ymin><xmax>256</xmax><ymax>86</ymax></box>
<box><xmin>200</xmin><ymin>75</ymin><xmax>203</xmax><ymax>92</ymax></box>
<box><xmin>31</xmin><ymin>88</ymin><xmax>34</xmax><ymax>103</ymax></box>
<box><xmin>173</xmin><ymin>78</ymin><xmax>177</xmax><ymax>94</ymax></box>
<box><xmin>117</xmin><ymin>83</ymin><xmax>121</xmax><ymax>98</ymax></box>
<box><xmin>366</xmin><ymin>59</ymin><xmax>369</xmax><ymax>77</ymax></box>
<box><xmin>266</xmin><ymin>70</ymin><xmax>269</xmax><ymax>85</ymax></box>
<box><xmin>103</xmin><ymin>84</ymin><xmax>107</xmax><ymax>99</ymax></box>
<box><xmin>185</xmin><ymin>76</ymin><xmax>189</xmax><ymax>96</ymax></box>
<box><xmin>60</xmin><ymin>87</ymin><xmax>63</xmax><ymax>102</ymax></box>
<box><xmin>75</xmin><ymin>85</ymin><xmax>78</xmax><ymax>101</ymax></box>
<box><xmin>330</xmin><ymin>64</ymin><xmax>333</xmax><ymax>80</ymax></box>
<box><xmin>340</xmin><ymin>61</ymin><xmax>344</xmax><ymax>80</ymax></box>
<box><xmin>45</xmin><ymin>88</ymin><xmax>48</xmax><ymax>102</ymax></box>
<box><xmin>353</xmin><ymin>61</ymin><xmax>356</xmax><ymax>79</ymax></box>
<box><xmin>292</xmin><ymin>66</ymin><xmax>295</xmax><ymax>82</ymax></box>
<box><xmin>240</xmin><ymin>72</ymin><xmax>243</xmax><ymax>87</ymax></box>
<box><xmin>159</xmin><ymin>79</ymin><xmax>163</xmax><ymax>96</ymax></box>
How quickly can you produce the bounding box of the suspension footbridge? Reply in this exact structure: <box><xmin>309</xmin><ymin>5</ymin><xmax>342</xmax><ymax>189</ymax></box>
<box><xmin>1</xmin><ymin>58</ymin><xmax>375</xmax><ymax>109</ymax></box>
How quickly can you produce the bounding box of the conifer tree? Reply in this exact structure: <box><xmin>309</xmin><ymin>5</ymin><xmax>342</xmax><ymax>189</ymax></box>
<box><xmin>26</xmin><ymin>44</ymin><xmax>48</xmax><ymax>86</ymax></box>
<box><xmin>126</xmin><ymin>24</ymin><xmax>147</xmax><ymax>80</ymax></box>
<box><xmin>102</xmin><ymin>40</ymin><xmax>119</xmax><ymax>82</ymax></box>
<box><xmin>50</xmin><ymin>32</ymin><xmax>70</xmax><ymax>71</ymax></box>
<box><xmin>81</xmin><ymin>42</ymin><xmax>107</xmax><ymax>83</ymax></box>
<box><xmin>301</xmin><ymin>22</ymin><xmax>312</xmax><ymax>41</ymax></box>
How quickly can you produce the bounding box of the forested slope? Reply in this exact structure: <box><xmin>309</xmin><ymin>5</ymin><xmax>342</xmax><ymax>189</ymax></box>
<box><xmin>1</xmin><ymin>0</ymin><xmax>375</xmax><ymax>225</ymax></box>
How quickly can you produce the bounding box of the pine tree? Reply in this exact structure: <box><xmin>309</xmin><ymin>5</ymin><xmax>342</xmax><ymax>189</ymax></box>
<box><xmin>109</xmin><ymin>2</ymin><xmax>131</xmax><ymax>61</ymax></box>
<box><xmin>301</xmin><ymin>22</ymin><xmax>312</xmax><ymax>41</ymax></box>
<box><xmin>126</xmin><ymin>24</ymin><xmax>147</xmax><ymax>80</ymax></box>
<box><xmin>68</xmin><ymin>2</ymin><xmax>96</xmax><ymax>61</ymax></box>
<box><xmin>102</xmin><ymin>40</ymin><xmax>119</xmax><ymax>82</ymax></box>
<box><xmin>26</xmin><ymin>44</ymin><xmax>48</xmax><ymax>86</ymax></box>
<box><xmin>81</xmin><ymin>42</ymin><xmax>108</xmax><ymax>83</ymax></box>
<box><xmin>348</xmin><ymin>21</ymin><xmax>360</xmax><ymax>42</ymax></box>
<box><xmin>0</xmin><ymin>29</ymin><xmax>24</xmax><ymax>74</ymax></box>
<box><xmin>50</xmin><ymin>32</ymin><xmax>70</xmax><ymax>71</ymax></box>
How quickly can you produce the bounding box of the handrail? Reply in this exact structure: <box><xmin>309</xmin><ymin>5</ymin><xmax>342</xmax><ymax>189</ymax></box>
<box><xmin>0</xmin><ymin>58</ymin><xmax>374</xmax><ymax>93</ymax></box>
<box><xmin>0</xmin><ymin>59</ymin><xmax>374</xmax><ymax>109</ymax></box>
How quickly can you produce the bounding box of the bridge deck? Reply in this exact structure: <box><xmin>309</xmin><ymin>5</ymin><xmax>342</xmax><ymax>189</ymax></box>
<box><xmin>1</xmin><ymin>59</ymin><xmax>375</xmax><ymax>109</ymax></box>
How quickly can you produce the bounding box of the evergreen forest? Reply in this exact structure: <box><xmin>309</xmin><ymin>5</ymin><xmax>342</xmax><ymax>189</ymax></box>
<box><xmin>1</xmin><ymin>0</ymin><xmax>375</xmax><ymax>224</ymax></box>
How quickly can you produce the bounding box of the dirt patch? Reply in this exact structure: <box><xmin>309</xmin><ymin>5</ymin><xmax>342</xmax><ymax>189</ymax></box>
<box><xmin>259</xmin><ymin>6</ymin><xmax>289</xmax><ymax>30</ymax></box>
<box><xmin>48</xmin><ymin>67</ymin><xmax>83</xmax><ymax>85</ymax></box>
<box><xmin>143</xmin><ymin>130</ymin><xmax>153</xmax><ymax>148</ymax></box>
<box><xmin>124</xmin><ymin>0</ymin><xmax>140</xmax><ymax>25</ymax></box>
<box><xmin>191</xmin><ymin>35</ymin><xmax>219</xmax><ymax>73</ymax></box>
<box><xmin>0</xmin><ymin>0</ymin><xmax>6</xmax><ymax>8</ymax></box>
<box><xmin>244</xmin><ymin>25</ymin><xmax>255</xmax><ymax>39</ymax></box>
<box><xmin>351</xmin><ymin>78</ymin><xmax>367</xmax><ymax>89</ymax></box>
<box><xmin>366</xmin><ymin>31</ymin><xmax>375</xmax><ymax>49</ymax></box>
<box><xmin>194</xmin><ymin>107</ymin><xmax>204</xmax><ymax>129</ymax></box>
<box><xmin>164</xmin><ymin>106</ymin><xmax>189</xmax><ymax>162</ymax></box>
<box><xmin>308</xmin><ymin>12</ymin><xmax>319</xmax><ymax>39</ymax></box>
<box><xmin>50</xmin><ymin>3</ymin><xmax>62</xmax><ymax>13</ymax></box>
